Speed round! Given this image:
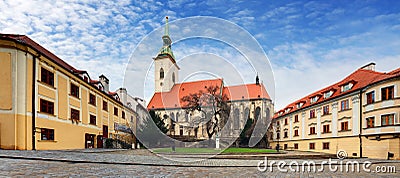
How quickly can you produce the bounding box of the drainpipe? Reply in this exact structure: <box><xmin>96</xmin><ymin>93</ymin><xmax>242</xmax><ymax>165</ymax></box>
<box><xmin>32</xmin><ymin>55</ymin><xmax>37</xmax><ymax>150</ymax></box>
<box><xmin>359</xmin><ymin>90</ymin><xmax>363</xmax><ymax>158</ymax></box>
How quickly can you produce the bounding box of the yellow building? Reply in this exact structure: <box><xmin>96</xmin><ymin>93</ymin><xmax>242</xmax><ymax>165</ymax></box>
<box><xmin>0</xmin><ymin>34</ymin><xmax>137</xmax><ymax>150</ymax></box>
<box><xmin>269</xmin><ymin>63</ymin><xmax>400</xmax><ymax>159</ymax></box>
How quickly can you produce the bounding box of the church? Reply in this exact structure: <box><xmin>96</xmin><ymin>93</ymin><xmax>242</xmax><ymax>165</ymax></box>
<box><xmin>147</xmin><ymin>17</ymin><xmax>274</xmax><ymax>144</ymax></box>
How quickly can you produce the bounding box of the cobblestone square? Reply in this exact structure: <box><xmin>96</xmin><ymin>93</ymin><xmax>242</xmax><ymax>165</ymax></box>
<box><xmin>0</xmin><ymin>150</ymin><xmax>399</xmax><ymax>177</ymax></box>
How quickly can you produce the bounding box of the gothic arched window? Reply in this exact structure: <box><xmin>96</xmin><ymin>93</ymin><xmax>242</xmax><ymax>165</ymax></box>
<box><xmin>255</xmin><ymin>107</ymin><xmax>261</xmax><ymax>120</ymax></box>
<box><xmin>160</xmin><ymin>68</ymin><xmax>164</xmax><ymax>79</ymax></box>
<box><xmin>172</xmin><ymin>72</ymin><xmax>175</xmax><ymax>84</ymax></box>
<box><xmin>234</xmin><ymin>108</ymin><xmax>240</xmax><ymax>129</ymax></box>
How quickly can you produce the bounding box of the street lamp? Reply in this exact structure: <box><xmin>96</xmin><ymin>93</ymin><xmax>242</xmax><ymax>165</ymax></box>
<box><xmin>276</xmin><ymin>125</ymin><xmax>280</xmax><ymax>152</ymax></box>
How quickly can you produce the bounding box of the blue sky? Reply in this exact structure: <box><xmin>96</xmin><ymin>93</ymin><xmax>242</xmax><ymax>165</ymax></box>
<box><xmin>1</xmin><ymin>0</ymin><xmax>399</xmax><ymax>110</ymax></box>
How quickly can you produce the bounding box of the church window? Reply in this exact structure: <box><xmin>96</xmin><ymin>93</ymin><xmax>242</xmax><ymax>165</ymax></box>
<box><xmin>160</xmin><ymin>68</ymin><xmax>164</xmax><ymax>79</ymax></box>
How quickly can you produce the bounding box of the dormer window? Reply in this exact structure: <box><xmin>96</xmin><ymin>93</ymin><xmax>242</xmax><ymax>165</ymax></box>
<box><xmin>284</xmin><ymin>108</ymin><xmax>291</xmax><ymax>113</ymax></box>
<box><xmin>310</xmin><ymin>96</ymin><xmax>319</xmax><ymax>104</ymax></box>
<box><xmin>296</xmin><ymin>102</ymin><xmax>305</xmax><ymax>109</ymax></box>
<box><xmin>341</xmin><ymin>82</ymin><xmax>354</xmax><ymax>92</ymax></box>
<box><xmin>278</xmin><ymin>112</ymin><xmax>283</xmax><ymax>116</ymax></box>
<box><xmin>324</xmin><ymin>91</ymin><xmax>333</xmax><ymax>99</ymax></box>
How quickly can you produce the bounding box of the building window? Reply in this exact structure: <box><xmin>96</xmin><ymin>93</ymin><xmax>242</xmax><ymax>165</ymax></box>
<box><xmin>294</xmin><ymin>129</ymin><xmax>299</xmax><ymax>136</ymax></box>
<box><xmin>284</xmin><ymin>144</ymin><xmax>288</xmax><ymax>150</ymax></box>
<box><xmin>122</xmin><ymin>111</ymin><xmax>125</xmax><ymax>119</ymax></box>
<box><xmin>70</xmin><ymin>83</ymin><xmax>79</xmax><ymax>98</ymax></box>
<box><xmin>284</xmin><ymin>131</ymin><xmax>288</xmax><ymax>138</ymax></box>
<box><xmin>323</xmin><ymin>105</ymin><xmax>329</xmax><ymax>115</ymax></box>
<box><xmin>324</xmin><ymin>91</ymin><xmax>333</xmax><ymax>99</ymax></box>
<box><xmin>309</xmin><ymin>126</ymin><xmax>316</xmax><ymax>135</ymax></box>
<box><xmin>89</xmin><ymin>93</ymin><xmax>96</xmax><ymax>106</ymax></box>
<box><xmin>40</xmin><ymin>99</ymin><xmax>54</xmax><ymax>115</ymax></box>
<box><xmin>284</xmin><ymin>118</ymin><xmax>288</xmax><ymax>125</ymax></box>
<box><xmin>366</xmin><ymin>91</ymin><xmax>375</xmax><ymax>104</ymax></box>
<box><xmin>71</xmin><ymin>108</ymin><xmax>80</xmax><ymax>121</ymax></box>
<box><xmin>342</xmin><ymin>83</ymin><xmax>353</xmax><ymax>92</ymax></box>
<box><xmin>294</xmin><ymin>115</ymin><xmax>299</xmax><ymax>123</ymax></box>
<box><xmin>366</xmin><ymin>117</ymin><xmax>375</xmax><ymax>128</ymax></box>
<box><xmin>294</xmin><ymin>143</ymin><xmax>299</xmax><ymax>149</ymax></box>
<box><xmin>114</xmin><ymin>107</ymin><xmax>118</xmax><ymax>116</ymax></box>
<box><xmin>41</xmin><ymin>128</ymin><xmax>54</xmax><ymax>140</ymax></box>
<box><xmin>89</xmin><ymin>115</ymin><xmax>96</xmax><ymax>125</ymax></box>
<box><xmin>310</xmin><ymin>109</ymin><xmax>316</xmax><ymax>118</ymax></box>
<box><xmin>41</xmin><ymin>67</ymin><xmax>54</xmax><ymax>86</ymax></box>
<box><xmin>341</xmin><ymin>121</ymin><xmax>349</xmax><ymax>131</ymax></box>
<box><xmin>381</xmin><ymin>86</ymin><xmax>394</xmax><ymax>101</ymax></box>
<box><xmin>381</xmin><ymin>114</ymin><xmax>395</xmax><ymax>126</ymax></box>
<box><xmin>103</xmin><ymin>101</ymin><xmax>108</xmax><ymax>111</ymax></box>
<box><xmin>172</xmin><ymin>72</ymin><xmax>175</xmax><ymax>84</ymax></box>
<box><xmin>276</xmin><ymin>133</ymin><xmax>280</xmax><ymax>139</ymax></box>
<box><xmin>276</xmin><ymin>121</ymin><xmax>280</xmax><ymax>126</ymax></box>
<box><xmin>296</xmin><ymin>102</ymin><xmax>304</xmax><ymax>109</ymax></box>
<box><xmin>160</xmin><ymin>68</ymin><xmax>164</xmax><ymax>79</ymax></box>
<box><xmin>323</xmin><ymin>124</ymin><xmax>330</xmax><ymax>133</ymax></box>
<box><xmin>341</xmin><ymin>99</ymin><xmax>349</xmax><ymax>111</ymax></box>
<box><xmin>309</xmin><ymin>143</ymin><xmax>315</xmax><ymax>150</ymax></box>
<box><xmin>83</xmin><ymin>76</ymin><xmax>88</xmax><ymax>82</ymax></box>
<box><xmin>323</xmin><ymin>142</ymin><xmax>330</xmax><ymax>150</ymax></box>
<box><xmin>310</xmin><ymin>96</ymin><xmax>319</xmax><ymax>104</ymax></box>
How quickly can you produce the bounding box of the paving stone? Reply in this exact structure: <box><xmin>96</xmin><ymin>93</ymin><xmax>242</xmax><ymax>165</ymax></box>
<box><xmin>0</xmin><ymin>150</ymin><xmax>399</xmax><ymax>177</ymax></box>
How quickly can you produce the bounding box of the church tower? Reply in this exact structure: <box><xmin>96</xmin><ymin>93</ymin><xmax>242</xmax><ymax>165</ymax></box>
<box><xmin>154</xmin><ymin>16</ymin><xmax>179</xmax><ymax>92</ymax></box>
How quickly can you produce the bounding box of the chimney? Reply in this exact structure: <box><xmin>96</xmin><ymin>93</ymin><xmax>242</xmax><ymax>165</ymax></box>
<box><xmin>117</xmin><ymin>88</ymin><xmax>128</xmax><ymax>105</ymax></box>
<box><xmin>99</xmin><ymin>74</ymin><xmax>109</xmax><ymax>93</ymax></box>
<box><xmin>361</xmin><ymin>62</ymin><xmax>376</xmax><ymax>71</ymax></box>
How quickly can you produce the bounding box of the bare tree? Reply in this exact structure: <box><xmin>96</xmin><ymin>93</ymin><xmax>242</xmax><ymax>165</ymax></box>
<box><xmin>181</xmin><ymin>85</ymin><xmax>230</xmax><ymax>139</ymax></box>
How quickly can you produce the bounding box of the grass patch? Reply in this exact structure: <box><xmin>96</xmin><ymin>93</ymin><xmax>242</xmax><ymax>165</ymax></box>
<box><xmin>152</xmin><ymin>147</ymin><xmax>277</xmax><ymax>154</ymax></box>
<box><xmin>222</xmin><ymin>147</ymin><xmax>276</xmax><ymax>153</ymax></box>
<box><xmin>153</xmin><ymin>147</ymin><xmax>220</xmax><ymax>154</ymax></box>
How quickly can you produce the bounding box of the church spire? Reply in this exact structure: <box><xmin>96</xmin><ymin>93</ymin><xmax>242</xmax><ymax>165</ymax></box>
<box><xmin>158</xmin><ymin>16</ymin><xmax>175</xmax><ymax>60</ymax></box>
<box><xmin>256</xmin><ymin>73</ymin><xmax>260</xmax><ymax>85</ymax></box>
<box><xmin>164</xmin><ymin>16</ymin><xmax>169</xmax><ymax>36</ymax></box>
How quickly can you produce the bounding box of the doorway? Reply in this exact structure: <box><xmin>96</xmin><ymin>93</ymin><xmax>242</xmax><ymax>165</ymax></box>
<box><xmin>97</xmin><ymin>135</ymin><xmax>103</xmax><ymax>148</ymax></box>
<box><xmin>85</xmin><ymin>133</ymin><xmax>95</xmax><ymax>148</ymax></box>
<box><xmin>103</xmin><ymin>125</ymin><xmax>108</xmax><ymax>138</ymax></box>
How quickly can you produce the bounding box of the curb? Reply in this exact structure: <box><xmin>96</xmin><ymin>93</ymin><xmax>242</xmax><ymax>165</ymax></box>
<box><xmin>1</xmin><ymin>155</ymin><xmax>399</xmax><ymax>168</ymax></box>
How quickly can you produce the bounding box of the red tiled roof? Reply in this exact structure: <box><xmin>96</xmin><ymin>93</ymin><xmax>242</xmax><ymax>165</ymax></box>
<box><xmin>273</xmin><ymin>67</ymin><xmax>400</xmax><ymax>119</ymax></box>
<box><xmin>148</xmin><ymin>79</ymin><xmax>223</xmax><ymax>109</ymax></box>
<box><xmin>224</xmin><ymin>83</ymin><xmax>270</xmax><ymax>101</ymax></box>
<box><xmin>90</xmin><ymin>79</ymin><xmax>100</xmax><ymax>84</ymax></box>
<box><xmin>388</xmin><ymin>68</ymin><xmax>400</xmax><ymax>75</ymax></box>
<box><xmin>147</xmin><ymin>79</ymin><xmax>271</xmax><ymax>110</ymax></box>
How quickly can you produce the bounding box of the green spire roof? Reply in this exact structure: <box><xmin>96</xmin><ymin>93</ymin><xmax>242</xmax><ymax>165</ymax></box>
<box><xmin>158</xmin><ymin>16</ymin><xmax>176</xmax><ymax>60</ymax></box>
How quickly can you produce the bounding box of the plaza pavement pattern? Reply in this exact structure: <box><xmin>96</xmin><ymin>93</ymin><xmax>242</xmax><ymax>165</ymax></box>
<box><xmin>0</xmin><ymin>149</ymin><xmax>399</xmax><ymax>177</ymax></box>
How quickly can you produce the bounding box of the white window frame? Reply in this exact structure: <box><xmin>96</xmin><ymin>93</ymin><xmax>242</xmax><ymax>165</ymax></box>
<box><xmin>379</xmin><ymin>113</ymin><xmax>396</xmax><ymax>126</ymax></box>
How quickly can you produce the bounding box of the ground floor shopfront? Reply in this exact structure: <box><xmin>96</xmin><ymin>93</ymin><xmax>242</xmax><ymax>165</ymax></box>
<box><xmin>0</xmin><ymin>113</ymin><xmax>134</xmax><ymax>150</ymax></box>
<box><xmin>269</xmin><ymin>135</ymin><xmax>400</xmax><ymax>159</ymax></box>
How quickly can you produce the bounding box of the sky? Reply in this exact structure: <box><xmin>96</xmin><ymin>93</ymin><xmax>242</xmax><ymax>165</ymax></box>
<box><xmin>1</xmin><ymin>0</ymin><xmax>399</xmax><ymax>111</ymax></box>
